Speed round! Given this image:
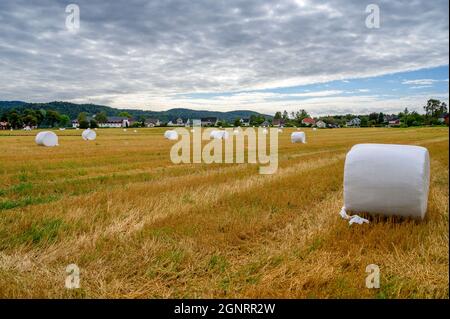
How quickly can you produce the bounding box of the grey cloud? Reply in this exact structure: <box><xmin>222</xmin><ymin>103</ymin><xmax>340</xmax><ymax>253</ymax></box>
<box><xmin>0</xmin><ymin>0</ymin><xmax>448</xmax><ymax>111</ymax></box>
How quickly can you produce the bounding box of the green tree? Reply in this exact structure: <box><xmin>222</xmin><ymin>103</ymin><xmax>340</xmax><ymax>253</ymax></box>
<box><xmin>138</xmin><ymin>115</ymin><xmax>146</xmax><ymax>126</ymax></box>
<box><xmin>89</xmin><ymin>119</ymin><xmax>98</xmax><ymax>128</ymax></box>
<box><xmin>7</xmin><ymin>109</ymin><xmax>23</xmax><ymax>129</ymax></box>
<box><xmin>274</xmin><ymin>112</ymin><xmax>282</xmax><ymax>120</ymax></box>
<box><xmin>369</xmin><ymin>112</ymin><xmax>378</xmax><ymax>123</ymax></box>
<box><xmin>377</xmin><ymin>112</ymin><xmax>385</xmax><ymax>124</ymax></box>
<box><xmin>423</xmin><ymin>99</ymin><xmax>443</xmax><ymax>118</ymax></box>
<box><xmin>79</xmin><ymin>120</ymin><xmax>90</xmax><ymax>129</ymax></box>
<box><xmin>77</xmin><ymin>112</ymin><xmax>88</xmax><ymax>123</ymax></box>
<box><xmin>405</xmin><ymin>111</ymin><xmax>424</xmax><ymax>126</ymax></box>
<box><xmin>95</xmin><ymin>111</ymin><xmax>108</xmax><ymax>123</ymax></box>
<box><xmin>37</xmin><ymin>109</ymin><xmax>46</xmax><ymax>125</ymax></box>
<box><xmin>360</xmin><ymin>116</ymin><xmax>369</xmax><ymax>127</ymax></box>
<box><xmin>118</xmin><ymin>111</ymin><xmax>132</xmax><ymax>118</ymax></box>
<box><xmin>45</xmin><ymin>110</ymin><xmax>61</xmax><ymax>127</ymax></box>
<box><xmin>22</xmin><ymin>114</ymin><xmax>38</xmax><ymax>127</ymax></box>
<box><xmin>59</xmin><ymin>114</ymin><xmax>70</xmax><ymax>127</ymax></box>
<box><xmin>234</xmin><ymin>118</ymin><xmax>241</xmax><ymax>127</ymax></box>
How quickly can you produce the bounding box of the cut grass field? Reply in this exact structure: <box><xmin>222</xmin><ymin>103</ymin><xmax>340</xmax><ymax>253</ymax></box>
<box><xmin>0</xmin><ymin>127</ymin><xmax>448</xmax><ymax>298</ymax></box>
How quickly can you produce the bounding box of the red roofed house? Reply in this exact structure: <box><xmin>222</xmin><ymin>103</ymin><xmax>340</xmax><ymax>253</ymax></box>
<box><xmin>0</xmin><ymin>121</ymin><xmax>9</xmax><ymax>130</ymax></box>
<box><xmin>301</xmin><ymin>118</ymin><xmax>316</xmax><ymax>126</ymax></box>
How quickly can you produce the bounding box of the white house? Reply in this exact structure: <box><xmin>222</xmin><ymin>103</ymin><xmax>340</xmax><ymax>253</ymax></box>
<box><xmin>98</xmin><ymin>117</ymin><xmax>130</xmax><ymax>128</ymax></box>
<box><xmin>346</xmin><ymin>118</ymin><xmax>361</xmax><ymax>127</ymax></box>
<box><xmin>168</xmin><ymin>118</ymin><xmax>184</xmax><ymax>126</ymax></box>
<box><xmin>260</xmin><ymin>121</ymin><xmax>270</xmax><ymax>127</ymax></box>
<box><xmin>201</xmin><ymin>117</ymin><xmax>218</xmax><ymax>127</ymax></box>
<box><xmin>145</xmin><ymin>118</ymin><xmax>161</xmax><ymax>127</ymax></box>
<box><xmin>316</xmin><ymin>120</ymin><xmax>326</xmax><ymax>128</ymax></box>
<box><xmin>239</xmin><ymin>118</ymin><xmax>250</xmax><ymax>126</ymax></box>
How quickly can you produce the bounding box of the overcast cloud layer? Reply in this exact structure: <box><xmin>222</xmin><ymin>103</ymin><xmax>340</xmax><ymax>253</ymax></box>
<box><xmin>0</xmin><ymin>0</ymin><xmax>448</xmax><ymax>115</ymax></box>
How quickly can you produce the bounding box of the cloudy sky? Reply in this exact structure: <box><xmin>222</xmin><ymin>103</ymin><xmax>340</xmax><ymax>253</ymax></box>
<box><xmin>0</xmin><ymin>0</ymin><xmax>448</xmax><ymax>115</ymax></box>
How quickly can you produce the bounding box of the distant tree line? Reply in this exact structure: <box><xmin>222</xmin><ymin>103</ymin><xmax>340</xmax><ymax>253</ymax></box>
<box><xmin>1</xmin><ymin>98</ymin><xmax>447</xmax><ymax>129</ymax></box>
<box><xmin>0</xmin><ymin>108</ymin><xmax>71</xmax><ymax>129</ymax></box>
<box><xmin>231</xmin><ymin>98</ymin><xmax>448</xmax><ymax>128</ymax></box>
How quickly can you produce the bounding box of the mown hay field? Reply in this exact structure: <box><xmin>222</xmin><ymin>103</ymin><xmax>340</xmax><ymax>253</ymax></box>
<box><xmin>0</xmin><ymin>127</ymin><xmax>448</xmax><ymax>298</ymax></box>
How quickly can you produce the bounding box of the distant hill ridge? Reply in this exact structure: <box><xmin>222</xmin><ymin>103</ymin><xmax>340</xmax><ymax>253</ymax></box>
<box><xmin>0</xmin><ymin>101</ymin><xmax>272</xmax><ymax>122</ymax></box>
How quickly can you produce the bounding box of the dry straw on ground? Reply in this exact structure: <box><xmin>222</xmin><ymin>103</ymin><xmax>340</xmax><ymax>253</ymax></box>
<box><xmin>0</xmin><ymin>127</ymin><xmax>448</xmax><ymax>298</ymax></box>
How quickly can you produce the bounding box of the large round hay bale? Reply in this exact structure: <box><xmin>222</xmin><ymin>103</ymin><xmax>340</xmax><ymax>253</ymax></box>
<box><xmin>210</xmin><ymin>130</ymin><xmax>229</xmax><ymax>140</ymax></box>
<box><xmin>344</xmin><ymin>143</ymin><xmax>430</xmax><ymax>219</ymax></box>
<box><xmin>291</xmin><ymin>131</ymin><xmax>306</xmax><ymax>143</ymax></box>
<box><xmin>164</xmin><ymin>130</ymin><xmax>178</xmax><ymax>140</ymax></box>
<box><xmin>35</xmin><ymin>131</ymin><xmax>59</xmax><ymax>147</ymax></box>
<box><xmin>82</xmin><ymin>129</ymin><xmax>97</xmax><ymax>141</ymax></box>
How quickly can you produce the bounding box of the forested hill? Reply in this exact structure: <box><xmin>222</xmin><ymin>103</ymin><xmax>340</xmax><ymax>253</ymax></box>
<box><xmin>0</xmin><ymin>101</ymin><xmax>271</xmax><ymax>122</ymax></box>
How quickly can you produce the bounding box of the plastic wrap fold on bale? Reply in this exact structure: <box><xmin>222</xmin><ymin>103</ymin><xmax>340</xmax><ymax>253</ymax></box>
<box><xmin>210</xmin><ymin>130</ymin><xmax>229</xmax><ymax>140</ymax></box>
<box><xmin>343</xmin><ymin>143</ymin><xmax>430</xmax><ymax>220</ymax></box>
<box><xmin>35</xmin><ymin>131</ymin><xmax>59</xmax><ymax>147</ymax></box>
<box><xmin>164</xmin><ymin>130</ymin><xmax>179</xmax><ymax>140</ymax></box>
<box><xmin>82</xmin><ymin>129</ymin><xmax>97</xmax><ymax>141</ymax></box>
<box><xmin>291</xmin><ymin>131</ymin><xmax>306</xmax><ymax>143</ymax></box>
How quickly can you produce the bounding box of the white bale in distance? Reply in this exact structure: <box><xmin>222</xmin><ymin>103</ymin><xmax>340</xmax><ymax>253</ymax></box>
<box><xmin>344</xmin><ymin>144</ymin><xmax>430</xmax><ymax>219</ymax></box>
<box><xmin>82</xmin><ymin>129</ymin><xmax>97</xmax><ymax>141</ymax></box>
<box><xmin>35</xmin><ymin>131</ymin><xmax>59</xmax><ymax>147</ymax></box>
<box><xmin>278</xmin><ymin>129</ymin><xmax>283</xmax><ymax>133</ymax></box>
<box><xmin>164</xmin><ymin>130</ymin><xmax>178</xmax><ymax>140</ymax></box>
<box><xmin>210</xmin><ymin>130</ymin><xmax>229</xmax><ymax>140</ymax></box>
<box><xmin>291</xmin><ymin>132</ymin><xmax>306</xmax><ymax>143</ymax></box>
<box><xmin>233</xmin><ymin>129</ymin><xmax>239</xmax><ymax>135</ymax></box>
<box><xmin>262</xmin><ymin>128</ymin><xmax>268</xmax><ymax>134</ymax></box>
<box><xmin>59</xmin><ymin>127</ymin><xmax>65</xmax><ymax>131</ymax></box>
<box><xmin>134</xmin><ymin>129</ymin><xmax>137</xmax><ymax>133</ymax></box>
<box><xmin>313</xmin><ymin>128</ymin><xmax>317</xmax><ymax>131</ymax></box>
<box><xmin>123</xmin><ymin>128</ymin><xmax>127</xmax><ymax>132</ymax></box>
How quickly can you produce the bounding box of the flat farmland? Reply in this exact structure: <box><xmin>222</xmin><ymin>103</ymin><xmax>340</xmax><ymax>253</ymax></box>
<box><xmin>0</xmin><ymin>127</ymin><xmax>448</xmax><ymax>298</ymax></box>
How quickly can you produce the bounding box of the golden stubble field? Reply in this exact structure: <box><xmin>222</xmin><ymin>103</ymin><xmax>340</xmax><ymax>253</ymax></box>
<box><xmin>0</xmin><ymin>127</ymin><xmax>448</xmax><ymax>298</ymax></box>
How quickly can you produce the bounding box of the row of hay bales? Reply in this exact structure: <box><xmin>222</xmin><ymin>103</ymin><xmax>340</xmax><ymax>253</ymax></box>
<box><xmin>164</xmin><ymin>129</ymin><xmax>307</xmax><ymax>143</ymax></box>
<box><xmin>163</xmin><ymin>129</ymin><xmax>430</xmax><ymax>221</ymax></box>
<box><xmin>35</xmin><ymin>127</ymin><xmax>431</xmax><ymax>221</ymax></box>
<box><xmin>35</xmin><ymin>129</ymin><xmax>97</xmax><ymax>147</ymax></box>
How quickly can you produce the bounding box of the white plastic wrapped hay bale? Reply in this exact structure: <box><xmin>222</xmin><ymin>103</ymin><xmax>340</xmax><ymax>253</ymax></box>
<box><xmin>210</xmin><ymin>130</ymin><xmax>229</xmax><ymax>140</ymax></box>
<box><xmin>164</xmin><ymin>130</ymin><xmax>178</xmax><ymax>140</ymax></box>
<box><xmin>344</xmin><ymin>144</ymin><xmax>430</xmax><ymax>219</ymax></box>
<box><xmin>82</xmin><ymin>129</ymin><xmax>96</xmax><ymax>141</ymax></box>
<box><xmin>291</xmin><ymin>131</ymin><xmax>306</xmax><ymax>143</ymax></box>
<box><xmin>35</xmin><ymin>131</ymin><xmax>59</xmax><ymax>147</ymax></box>
<box><xmin>262</xmin><ymin>128</ymin><xmax>268</xmax><ymax>134</ymax></box>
